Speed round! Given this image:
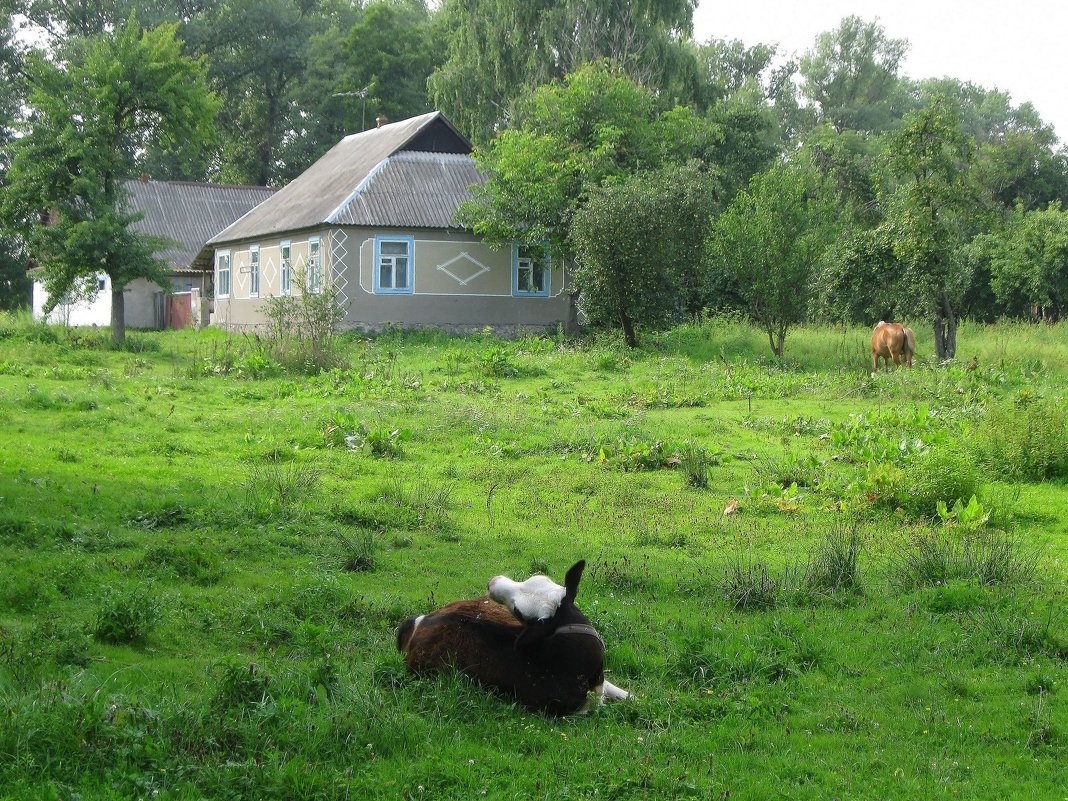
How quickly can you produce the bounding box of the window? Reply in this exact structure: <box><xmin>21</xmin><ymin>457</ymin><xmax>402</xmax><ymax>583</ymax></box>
<box><xmin>97</xmin><ymin>275</ymin><xmax>107</xmax><ymax>292</ymax></box>
<box><xmin>249</xmin><ymin>245</ymin><xmax>260</xmax><ymax>297</ymax></box>
<box><xmin>308</xmin><ymin>237</ymin><xmax>322</xmax><ymax>294</ymax></box>
<box><xmin>171</xmin><ymin>277</ymin><xmax>194</xmax><ymax>292</ymax></box>
<box><xmin>216</xmin><ymin>251</ymin><xmax>231</xmax><ymax>297</ymax></box>
<box><xmin>280</xmin><ymin>241</ymin><xmax>292</xmax><ymax>296</ymax></box>
<box><xmin>374</xmin><ymin>236</ymin><xmax>414</xmax><ymax>294</ymax></box>
<box><xmin>512</xmin><ymin>244</ymin><xmax>550</xmax><ymax>297</ymax></box>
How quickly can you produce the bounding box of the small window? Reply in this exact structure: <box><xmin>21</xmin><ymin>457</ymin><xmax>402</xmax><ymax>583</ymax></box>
<box><xmin>375</xmin><ymin>236</ymin><xmax>414</xmax><ymax>294</ymax></box>
<box><xmin>97</xmin><ymin>276</ymin><xmax>107</xmax><ymax>292</ymax></box>
<box><xmin>280</xmin><ymin>241</ymin><xmax>292</xmax><ymax>296</ymax></box>
<box><xmin>216</xmin><ymin>251</ymin><xmax>231</xmax><ymax>297</ymax></box>
<box><xmin>249</xmin><ymin>245</ymin><xmax>260</xmax><ymax>297</ymax></box>
<box><xmin>512</xmin><ymin>244</ymin><xmax>550</xmax><ymax>297</ymax></box>
<box><xmin>308</xmin><ymin>237</ymin><xmax>322</xmax><ymax>294</ymax></box>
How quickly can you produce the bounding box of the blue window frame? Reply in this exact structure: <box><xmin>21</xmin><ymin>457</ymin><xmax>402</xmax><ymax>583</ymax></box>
<box><xmin>512</xmin><ymin>244</ymin><xmax>550</xmax><ymax>297</ymax></box>
<box><xmin>280</xmin><ymin>241</ymin><xmax>292</xmax><ymax>296</ymax></box>
<box><xmin>216</xmin><ymin>250</ymin><xmax>231</xmax><ymax>297</ymax></box>
<box><xmin>374</xmin><ymin>235</ymin><xmax>415</xmax><ymax>294</ymax></box>
<box><xmin>249</xmin><ymin>245</ymin><xmax>260</xmax><ymax>297</ymax></box>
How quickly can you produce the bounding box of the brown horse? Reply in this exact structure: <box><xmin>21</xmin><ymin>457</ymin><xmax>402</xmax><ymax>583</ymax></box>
<box><xmin>871</xmin><ymin>321</ymin><xmax>916</xmax><ymax>370</ymax></box>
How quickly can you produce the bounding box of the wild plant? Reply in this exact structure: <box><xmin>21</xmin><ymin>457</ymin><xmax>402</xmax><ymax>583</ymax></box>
<box><xmin>261</xmin><ymin>278</ymin><xmax>347</xmax><ymax>374</ymax></box>
<box><xmin>93</xmin><ymin>584</ymin><xmax>161</xmax><ymax>644</ymax></box>
<box><xmin>721</xmin><ymin>552</ymin><xmax>788</xmax><ymax>611</ymax></box>
<box><xmin>679</xmin><ymin>443</ymin><xmax>717</xmax><ymax>488</ymax></box>
<box><xmin>971</xmin><ymin>394</ymin><xmax>1068</xmax><ymax>481</ymax></box>
<box><xmin>899</xmin><ymin>447</ymin><xmax>980</xmax><ymax>518</ymax></box>
<box><xmin>802</xmin><ymin>524</ymin><xmax>863</xmax><ymax>596</ymax></box>
<box><xmin>243</xmin><ymin>457</ymin><xmax>321</xmax><ymax>519</ymax></box>
<box><xmin>330</xmin><ymin>528</ymin><xmax>378</xmax><ymax>572</ymax></box>
<box><xmin>892</xmin><ymin>529</ymin><xmax>1036</xmax><ymax>589</ymax></box>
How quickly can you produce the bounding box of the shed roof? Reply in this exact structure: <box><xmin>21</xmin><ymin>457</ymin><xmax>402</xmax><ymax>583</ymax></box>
<box><xmin>125</xmin><ymin>180</ymin><xmax>278</xmax><ymax>271</ymax></box>
<box><xmin>206</xmin><ymin>112</ymin><xmax>478</xmax><ymax>246</ymax></box>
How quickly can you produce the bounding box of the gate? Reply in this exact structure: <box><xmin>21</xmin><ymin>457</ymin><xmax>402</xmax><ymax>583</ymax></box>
<box><xmin>166</xmin><ymin>292</ymin><xmax>193</xmax><ymax>329</ymax></box>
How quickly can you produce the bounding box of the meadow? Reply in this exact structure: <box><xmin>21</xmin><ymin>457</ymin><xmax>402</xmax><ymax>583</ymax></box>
<box><xmin>0</xmin><ymin>313</ymin><xmax>1066</xmax><ymax>800</ymax></box>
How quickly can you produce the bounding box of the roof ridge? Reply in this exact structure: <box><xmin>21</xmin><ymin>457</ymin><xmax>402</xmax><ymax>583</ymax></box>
<box><xmin>127</xmin><ymin>179</ymin><xmax>278</xmax><ymax>192</ymax></box>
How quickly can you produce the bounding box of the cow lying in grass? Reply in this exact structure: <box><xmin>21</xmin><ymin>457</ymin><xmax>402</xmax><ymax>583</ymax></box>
<box><xmin>396</xmin><ymin>560</ymin><xmax>629</xmax><ymax>715</ymax></box>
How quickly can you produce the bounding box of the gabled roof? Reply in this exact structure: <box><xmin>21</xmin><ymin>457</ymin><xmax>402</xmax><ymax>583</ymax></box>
<box><xmin>207</xmin><ymin>111</ymin><xmax>478</xmax><ymax>246</ymax></box>
<box><xmin>125</xmin><ymin>180</ymin><xmax>278</xmax><ymax>271</ymax></box>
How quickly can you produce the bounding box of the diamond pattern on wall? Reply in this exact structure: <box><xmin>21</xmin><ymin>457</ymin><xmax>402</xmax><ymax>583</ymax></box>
<box><xmin>436</xmin><ymin>252</ymin><xmax>491</xmax><ymax>286</ymax></box>
<box><xmin>330</xmin><ymin>230</ymin><xmax>349</xmax><ymax>310</ymax></box>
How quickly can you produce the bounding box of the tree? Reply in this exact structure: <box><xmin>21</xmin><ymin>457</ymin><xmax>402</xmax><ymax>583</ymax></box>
<box><xmin>2</xmin><ymin>16</ymin><xmax>217</xmax><ymax>342</ymax></box>
<box><xmin>458</xmin><ymin>62</ymin><xmax>664</xmax><ymax>255</ymax></box>
<box><xmin>340</xmin><ymin>0</ymin><xmax>440</xmax><ymax>128</ymax></box>
<box><xmin>800</xmin><ymin>16</ymin><xmax>909</xmax><ymax>134</ymax></box>
<box><xmin>975</xmin><ymin>203</ymin><xmax>1068</xmax><ymax>320</ymax></box>
<box><xmin>429</xmin><ymin>0</ymin><xmax>699</xmax><ymax>144</ymax></box>
<box><xmin>0</xmin><ymin>5</ymin><xmax>31</xmax><ymax>310</ymax></box>
<box><xmin>879</xmin><ymin>97</ymin><xmax>982</xmax><ymax>359</ymax></box>
<box><xmin>570</xmin><ymin>163</ymin><xmax>717</xmax><ymax>346</ymax></box>
<box><xmin>708</xmin><ymin>164</ymin><xmax>834</xmax><ymax>357</ymax></box>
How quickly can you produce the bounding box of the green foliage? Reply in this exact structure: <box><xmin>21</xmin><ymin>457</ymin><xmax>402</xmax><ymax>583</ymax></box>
<box><xmin>892</xmin><ymin>530</ymin><xmax>1036</xmax><ymax>589</ymax></box>
<box><xmin>1</xmin><ymin>15</ymin><xmax>217</xmax><ymax>343</ymax></box>
<box><xmin>93</xmin><ymin>584</ymin><xmax>161</xmax><ymax>644</ymax></box>
<box><xmin>900</xmin><ymin>447</ymin><xmax>980</xmax><ymax>518</ymax></box>
<box><xmin>708</xmin><ymin>163</ymin><xmax>836</xmax><ymax>357</ymax></box>
<box><xmin>261</xmin><ymin>284</ymin><xmax>347</xmax><ymax>374</ymax></box>
<box><xmin>971</xmin><ymin>395</ymin><xmax>1068</xmax><ymax>481</ymax></box>
<box><xmin>571</xmin><ymin>162</ymin><xmax>717</xmax><ymax>345</ymax></box>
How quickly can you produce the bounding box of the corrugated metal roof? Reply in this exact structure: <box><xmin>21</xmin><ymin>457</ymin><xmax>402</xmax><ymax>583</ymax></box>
<box><xmin>207</xmin><ymin>111</ymin><xmax>475</xmax><ymax>245</ymax></box>
<box><xmin>125</xmin><ymin>180</ymin><xmax>277</xmax><ymax>269</ymax></box>
<box><xmin>331</xmin><ymin>151</ymin><xmax>484</xmax><ymax>228</ymax></box>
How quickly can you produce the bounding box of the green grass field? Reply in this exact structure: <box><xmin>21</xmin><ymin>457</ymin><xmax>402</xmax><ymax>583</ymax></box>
<box><xmin>1</xmin><ymin>314</ymin><xmax>1066</xmax><ymax>800</ymax></box>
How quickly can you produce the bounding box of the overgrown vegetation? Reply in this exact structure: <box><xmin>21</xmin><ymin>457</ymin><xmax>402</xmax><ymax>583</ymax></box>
<box><xmin>1</xmin><ymin>318</ymin><xmax>1067</xmax><ymax>799</ymax></box>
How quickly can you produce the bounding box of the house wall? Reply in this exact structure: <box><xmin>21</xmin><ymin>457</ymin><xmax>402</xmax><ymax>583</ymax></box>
<box><xmin>32</xmin><ymin>274</ymin><xmax>164</xmax><ymax>329</ymax></box>
<box><xmin>211</xmin><ymin>227</ymin><xmax>574</xmax><ymax>335</ymax></box>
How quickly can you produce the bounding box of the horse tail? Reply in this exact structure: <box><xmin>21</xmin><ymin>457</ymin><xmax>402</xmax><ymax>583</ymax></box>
<box><xmin>903</xmin><ymin>326</ymin><xmax>917</xmax><ymax>357</ymax></box>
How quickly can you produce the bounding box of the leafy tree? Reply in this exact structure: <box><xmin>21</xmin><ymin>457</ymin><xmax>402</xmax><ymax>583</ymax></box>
<box><xmin>340</xmin><ymin>0</ymin><xmax>440</xmax><ymax>128</ymax></box>
<box><xmin>800</xmin><ymin>16</ymin><xmax>909</xmax><ymax>134</ymax></box>
<box><xmin>0</xmin><ymin>4</ymin><xmax>30</xmax><ymax>310</ymax></box>
<box><xmin>458</xmin><ymin>62</ymin><xmax>664</xmax><ymax>254</ymax></box>
<box><xmin>570</xmin><ymin>163</ymin><xmax>717</xmax><ymax>346</ymax></box>
<box><xmin>915</xmin><ymin>78</ymin><xmax>1068</xmax><ymax>210</ymax></box>
<box><xmin>2</xmin><ymin>16</ymin><xmax>217</xmax><ymax>342</ymax></box>
<box><xmin>974</xmin><ymin>203</ymin><xmax>1068</xmax><ymax>320</ymax></box>
<box><xmin>708</xmin><ymin>164</ymin><xmax>835</xmax><ymax>357</ymax></box>
<box><xmin>429</xmin><ymin>0</ymin><xmax>699</xmax><ymax>144</ymax></box>
<box><xmin>879</xmin><ymin>97</ymin><xmax>982</xmax><ymax>359</ymax></box>
<box><xmin>179</xmin><ymin>0</ymin><xmax>347</xmax><ymax>185</ymax></box>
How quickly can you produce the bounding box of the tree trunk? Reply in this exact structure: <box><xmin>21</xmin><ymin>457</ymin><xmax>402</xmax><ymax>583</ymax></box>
<box><xmin>941</xmin><ymin>291</ymin><xmax>957</xmax><ymax>359</ymax></box>
<box><xmin>111</xmin><ymin>284</ymin><xmax>126</xmax><ymax>345</ymax></box>
<box><xmin>619</xmin><ymin>309</ymin><xmax>637</xmax><ymax>348</ymax></box>
<box><xmin>933</xmin><ymin>317</ymin><xmax>945</xmax><ymax>360</ymax></box>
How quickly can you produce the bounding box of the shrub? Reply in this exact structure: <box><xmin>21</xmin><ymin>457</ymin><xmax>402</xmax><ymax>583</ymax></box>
<box><xmin>900</xmin><ymin>447</ymin><xmax>979</xmax><ymax>518</ymax></box>
<box><xmin>332</xmin><ymin>528</ymin><xmax>378</xmax><ymax>572</ymax></box>
<box><xmin>972</xmin><ymin>396</ymin><xmax>1068</xmax><ymax>481</ymax></box>
<box><xmin>93</xmin><ymin>585</ymin><xmax>161</xmax><ymax>644</ymax></box>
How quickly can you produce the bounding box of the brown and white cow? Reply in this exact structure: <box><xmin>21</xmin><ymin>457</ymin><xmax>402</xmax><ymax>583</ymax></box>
<box><xmin>396</xmin><ymin>560</ymin><xmax>629</xmax><ymax>715</ymax></box>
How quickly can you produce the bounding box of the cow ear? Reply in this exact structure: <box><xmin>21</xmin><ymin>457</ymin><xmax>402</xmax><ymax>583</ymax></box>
<box><xmin>563</xmin><ymin>560</ymin><xmax>585</xmax><ymax>606</ymax></box>
<box><xmin>515</xmin><ymin>620</ymin><xmax>550</xmax><ymax>654</ymax></box>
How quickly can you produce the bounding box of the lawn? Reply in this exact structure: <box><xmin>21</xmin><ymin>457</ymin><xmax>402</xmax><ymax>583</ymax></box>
<box><xmin>1</xmin><ymin>314</ymin><xmax>1066</xmax><ymax>800</ymax></box>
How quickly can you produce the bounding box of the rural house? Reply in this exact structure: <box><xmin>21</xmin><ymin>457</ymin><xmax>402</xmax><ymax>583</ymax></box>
<box><xmin>197</xmin><ymin>112</ymin><xmax>574</xmax><ymax>334</ymax></box>
<box><xmin>32</xmin><ymin>179</ymin><xmax>277</xmax><ymax>329</ymax></box>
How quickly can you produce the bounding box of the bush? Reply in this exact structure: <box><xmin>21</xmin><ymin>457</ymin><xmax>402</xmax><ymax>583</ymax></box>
<box><xmin>972</xmin><ymin>396</ymin><xmax>1068</xmax><ymax>481</ymax></box>
<box><xmin>93</xmin><ymin>585</ymin><xmax>161</xmax><ymax>644</ymax></box>
<box><xmin>900</xmin><ymin>447</ymin><xmax>979</xmax><ymax>518</ymax></box>
<box><xmin>892</xmin><ymin>529</ymin><xmax>1036</xmax><ymax>589</ymax></box>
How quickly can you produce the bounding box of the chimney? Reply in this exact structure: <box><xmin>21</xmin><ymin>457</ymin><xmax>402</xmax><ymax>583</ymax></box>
<box><xmin>139</xmin><ymin>172</ymin><xmax>150</xmax><ymax>183</ymax></box>
<box><xmin>375</xmin><ymin>115</ymin><xmax>388</xmax><ymax>129</ymax></box>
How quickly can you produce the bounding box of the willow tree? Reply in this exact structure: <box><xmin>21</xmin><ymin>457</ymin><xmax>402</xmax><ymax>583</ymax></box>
<box><xmin>3</xmin><ymin>15</ymin><xmax>217</xmax><ymax>342</ymax></box>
